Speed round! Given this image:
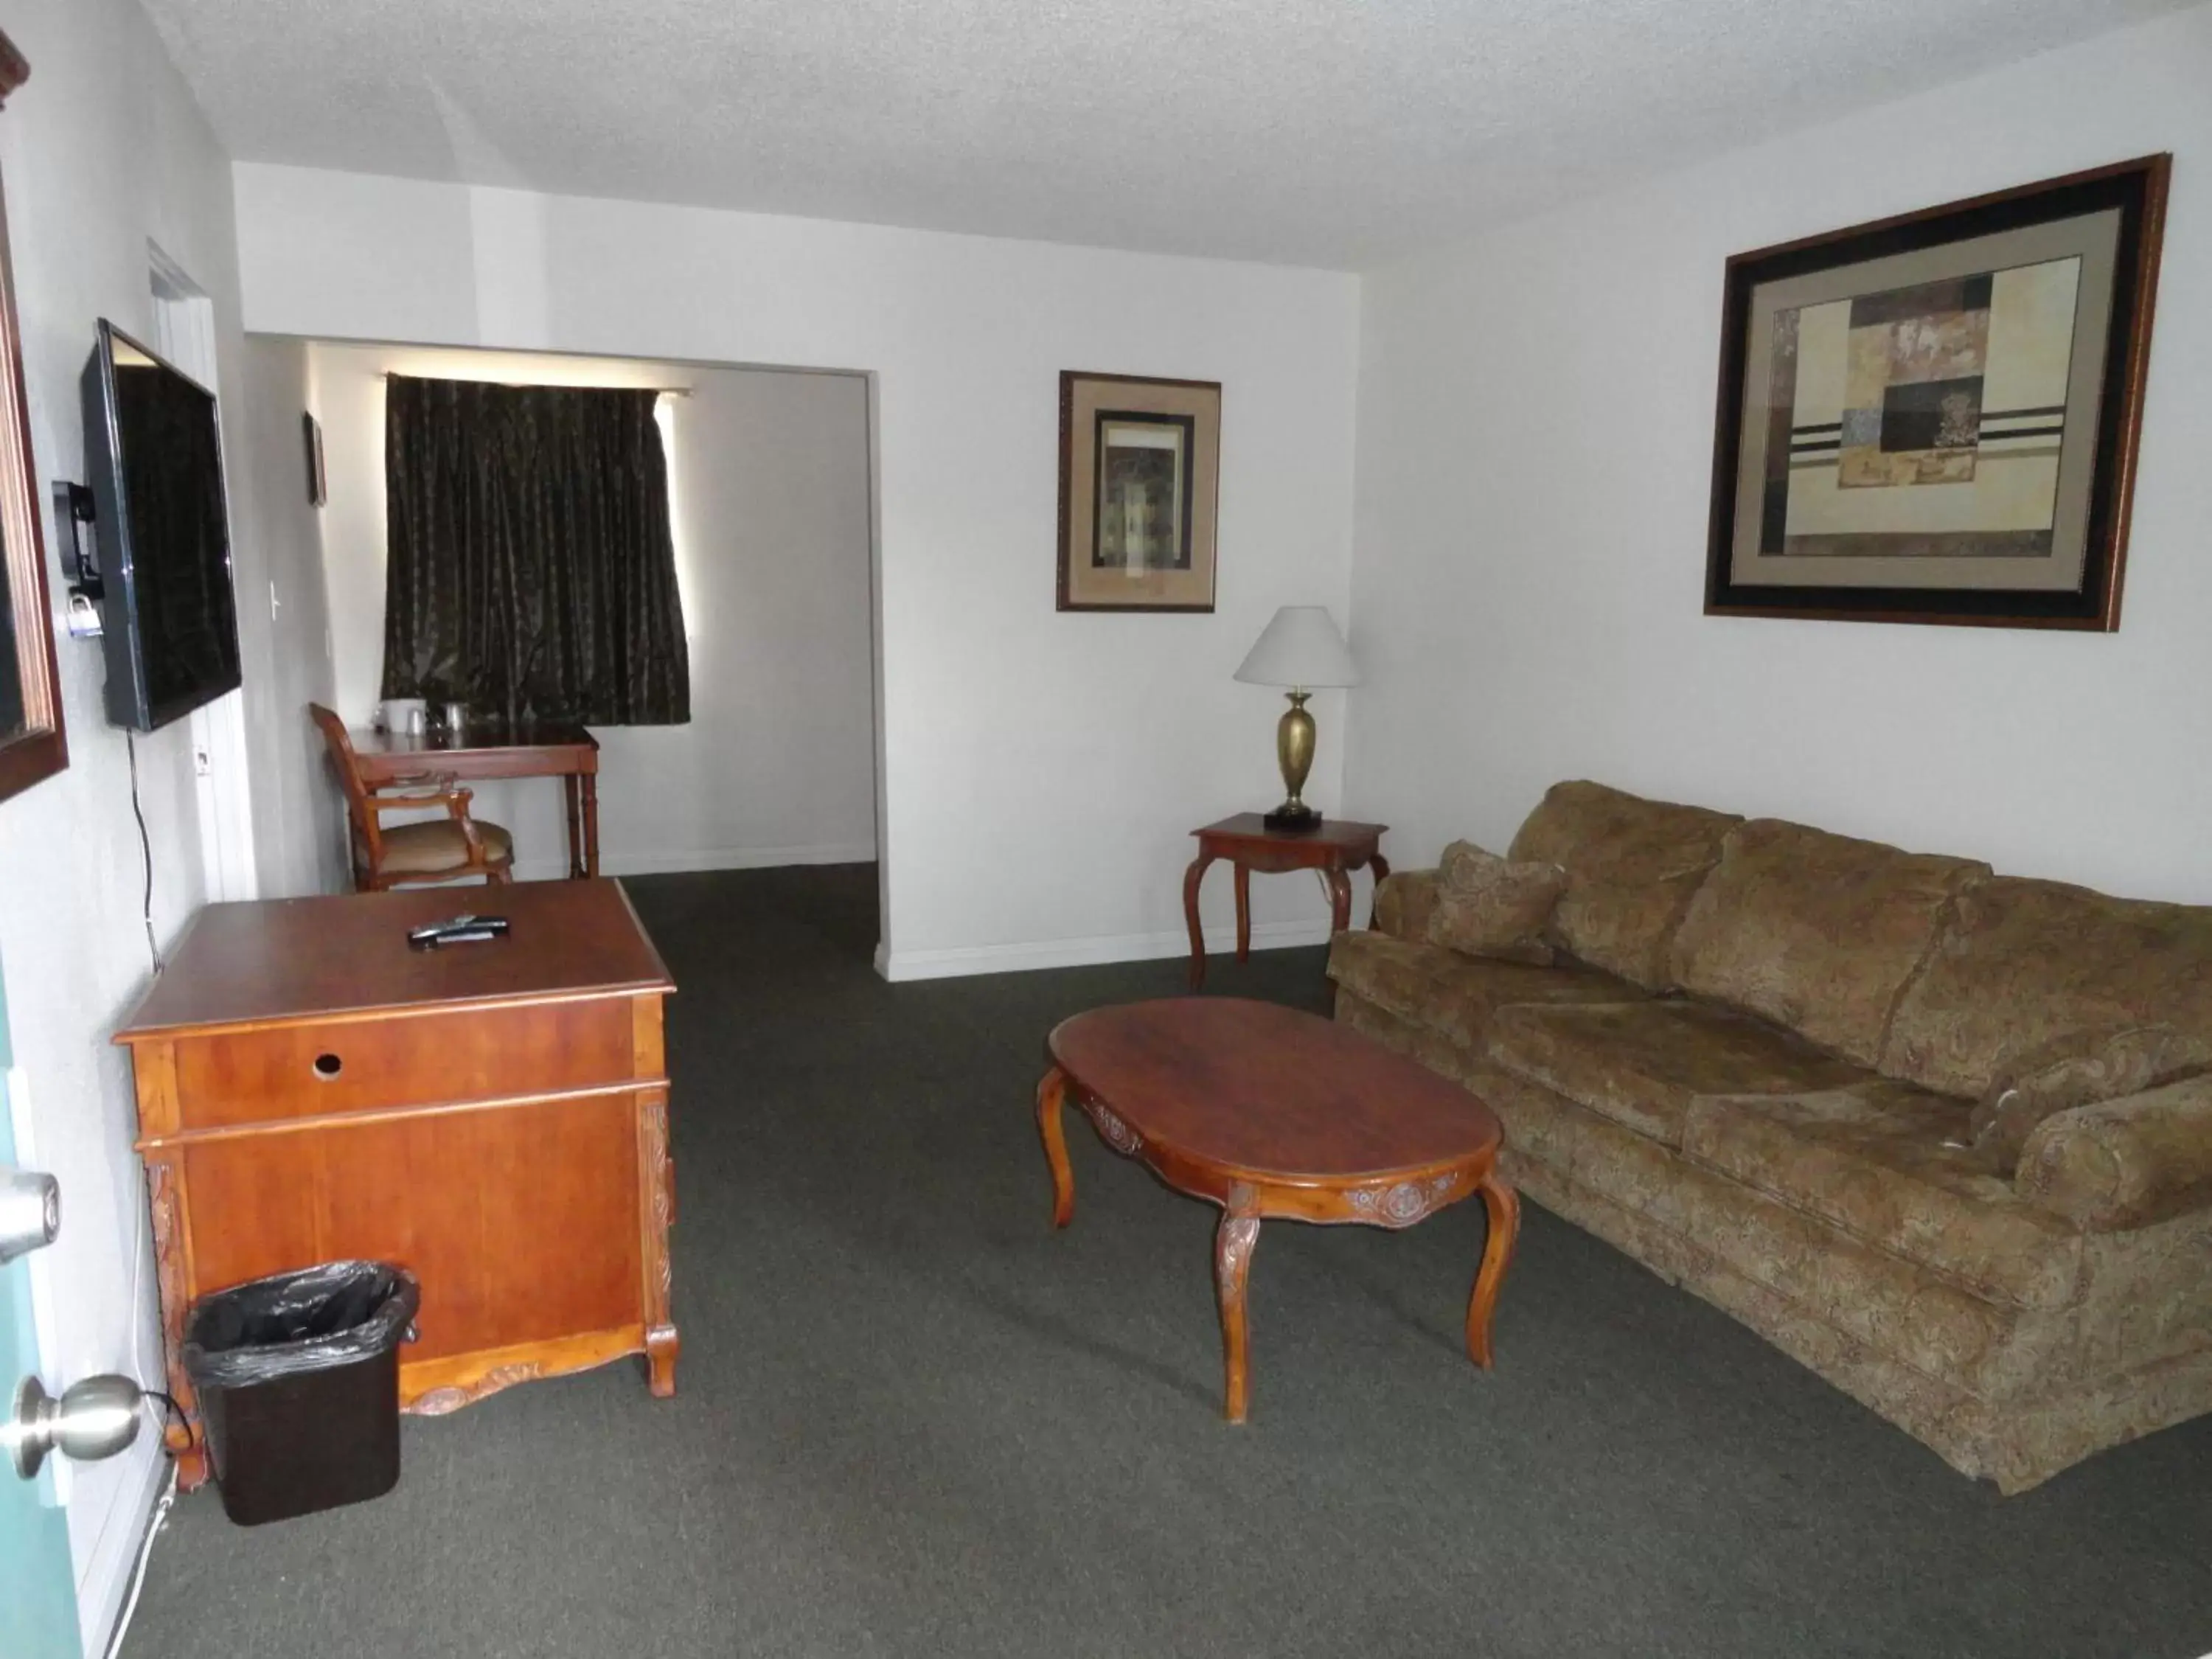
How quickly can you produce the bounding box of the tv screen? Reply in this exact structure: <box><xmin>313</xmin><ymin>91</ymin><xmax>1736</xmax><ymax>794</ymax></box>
<box><xmin>82</xmin><ymin>319</ymin><xmax>240</xmax><ymax>732</ymax></box>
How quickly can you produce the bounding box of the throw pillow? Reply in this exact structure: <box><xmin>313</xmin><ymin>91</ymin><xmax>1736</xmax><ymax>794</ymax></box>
<box><xmin>1424</xmin><ymin>841</ymin><xmax>1568</xmax><ymax>966</ymax></box>
<box><xmin>1964</xmin><ymin>1023</ymin><xmax>2212</xmax><ymax>1171</ymax></box>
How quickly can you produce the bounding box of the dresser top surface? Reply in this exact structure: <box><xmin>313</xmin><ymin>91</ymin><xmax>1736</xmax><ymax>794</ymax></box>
<box><xmin>116</xmin><ymin>879</ymin><xmax>673</xmax><ymax>1041</ymax></box>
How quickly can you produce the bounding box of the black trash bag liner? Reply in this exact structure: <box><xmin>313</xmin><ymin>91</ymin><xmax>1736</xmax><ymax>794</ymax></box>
<box><xmin>182</xmin><ymin>1260</ymin><xmax>420</xmax><ymax>1389</ymax></box>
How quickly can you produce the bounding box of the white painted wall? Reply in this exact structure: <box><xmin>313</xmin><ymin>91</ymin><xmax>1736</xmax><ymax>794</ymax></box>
<box><xmin>304</xmin><ymin>341</ymin><xmax>877</xmax><ymax>879</ymax></box>
<box><xmin>230</xmin><ymin>335</ymin><xmax>346</xmax><ymax>897</ymax></box>
<box><xmin>0</xmin><ymin>0</ymin><xmax>279</xmax><ymax>1647</ymax></box>
<box><xmin>234</xmin><ymin>176</ymin><xmax>1364</xmax><ymax>973</ymax></box>
<box><xmin>1346</xmin><ymin>4</ymin><xmax>2212</xmax><ymax>901</ymax></box>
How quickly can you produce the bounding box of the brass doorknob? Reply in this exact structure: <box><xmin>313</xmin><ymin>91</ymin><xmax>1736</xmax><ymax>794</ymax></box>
<box><xmin>6</xmin><ymin>1374</ymin><xmax>143</xmax><ymax>1479</ymax></box>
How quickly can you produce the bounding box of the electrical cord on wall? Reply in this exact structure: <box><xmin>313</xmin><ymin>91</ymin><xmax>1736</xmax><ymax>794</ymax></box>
<box><xmin>124</xmin><ymin>731</ymin><xmax>161</xmax><ymax>974</ymax></box>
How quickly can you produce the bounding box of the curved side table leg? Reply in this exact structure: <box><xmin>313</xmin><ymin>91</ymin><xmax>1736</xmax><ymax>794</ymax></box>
<box><xmin>1325</xmin><ymin>868</ymin><xmax>1354</xmax><ymax>935</ymax></box>
<box><xmin>1183</xmin><ymin>853</ymin><xmax>1214</xmax><ymax>990</ymax></box>
<box><xmin>1234</xmin><ymin>864</ymin><xmax>1251</xmax><ymax>961</ymax></box>
<box><xmin>1036</xmin><ymin>1067</ymin><xmax>1076</xmax><ymax>1228</ymax></box>
<box><xmin>1215</xmin><ymin>1185</ymin><xmax>1262</xmax><ymax>1423</ymax></box>
<box><xmin>1366</xmin><ymin>853</ymin><xmax>1391</xmax><ymax>928</ymax></box>
<box><xmin>1466</xmin><ymin>1166</ymin><xmax>1521</xmax><ymax>1370</ymax></box>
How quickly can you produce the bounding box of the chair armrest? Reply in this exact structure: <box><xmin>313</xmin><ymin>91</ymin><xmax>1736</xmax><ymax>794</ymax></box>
<box><xmin>2017</xmin><ymin>1074</ymin><xmax>2212</xmax><ymax>1231</ymax></box>
<box><xmin>1373</xmin><ymin>869</ymin><xmax>1440</xmax><ymax>942</ymax></box>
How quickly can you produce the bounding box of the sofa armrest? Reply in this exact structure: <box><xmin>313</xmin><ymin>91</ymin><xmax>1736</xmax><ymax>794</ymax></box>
<box><xmin>2017</xmin><ymin>1074</ymin><xmax>2212</xmax><ymax>1231</ymax></box>
<box><xmin>1372</xmin><ymin>869</ymin><xmax>1439</xmax><ymax>942</ymax></box>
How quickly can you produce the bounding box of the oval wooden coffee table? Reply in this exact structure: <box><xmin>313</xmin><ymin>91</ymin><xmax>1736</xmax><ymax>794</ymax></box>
<box><xmin>1035</xmin><ymin>997</ymin><xmax>1518</xmax><ymax>1422</ymax></box>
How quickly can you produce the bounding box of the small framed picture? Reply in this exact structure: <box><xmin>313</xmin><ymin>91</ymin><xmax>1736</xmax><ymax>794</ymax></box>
<box><xmin>302</xmin><ymin>411</ymin><xmax>326</xmax><ymax>507</ymax></box>
<box><xmin>1705</xmin><ymin>155</ymin><xmax>2168</xmax><ymax>630</ymax></box>
<box><xmin>1058</xmin><ymin>371</ymin><xmax>1221</xmax><ymax>612</ymax></box>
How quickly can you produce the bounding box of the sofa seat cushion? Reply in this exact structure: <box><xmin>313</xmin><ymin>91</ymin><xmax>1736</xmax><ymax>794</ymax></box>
<box><xmin>1684</xmin><ymin>1081</ymin><xmax>2083</xmax><ymax>1310</ymax></box>
<box><xmin>1669</xmin><ymin>819</ymin><xmax>1990</xmax><ymax>1067</ymax></box>
<box><xmin>1486</xmin><ymin>998</ymin><xmax>1863</xmax><ymax>1149</ymax></box>
<box><xmin>1882</xmin><ymin>875</ymin><xmax>2212</xmax><ymax>1101</ymax></box>
<box><xmin>1506</xmin><ymin>781</ymin><xmax>1741</xmax><ymax>991</ymax></box>
<box><xmin>1326</xmin><ymin>931</ymin><xmax>1639</xmax><ymax>1051</ymax></box>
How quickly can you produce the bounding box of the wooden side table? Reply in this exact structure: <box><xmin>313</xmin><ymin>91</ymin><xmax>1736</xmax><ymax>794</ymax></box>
<box><xmin>1182</xmin><ymin>813</ymin><xmax>1388</xmax><ymax>989</ymax></box>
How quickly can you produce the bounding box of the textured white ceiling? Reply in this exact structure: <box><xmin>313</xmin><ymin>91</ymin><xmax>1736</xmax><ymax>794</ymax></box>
<box><xmin>142</xmin><ymin>0</ymin><xmax>2186</xmax><ymax>268</ymax></box>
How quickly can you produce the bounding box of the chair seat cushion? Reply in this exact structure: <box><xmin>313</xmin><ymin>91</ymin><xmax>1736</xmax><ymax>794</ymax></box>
<box><xmin>360</xmin><ymin>818</ymin><xmax>514</xmax><ymax>875</ymax></box>
<box><xmin>1683</xmin><ymin>1080</ymin><xmax>2083</xmax><ymax>1310</ymax></box>
<box><xmin>1326</xmin><ymin>931</ymin><xmax>1641</xmax><ymax>1051</ymax></box>
<box><xmin>1486</xmin><ymin>998</ymin><xmax>1863</xmax><ymax>1148</ymax></box>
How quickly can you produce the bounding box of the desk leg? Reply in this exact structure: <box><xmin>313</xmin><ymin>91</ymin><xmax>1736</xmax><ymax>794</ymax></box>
<box><xmin>1182</xmin><ymin>852</ymin><xmax>1214</xmax><ymax>990</ymax></box>
<box><xmin>582</xmin><ymin>772</ymin><xmax>602</xmax><ymax>878</ymax></box>
<box><xmin>639</xmin><ymin>1093</ymin><xmax>679</xmax><ymax>1397</ymax></box>
<box><xmin>1234</xmin><ymin>865</ymin><xmax>1251</xmax><ymax>962</ymax></box>
<box><xmin>564</xmin><ymin>777</ymin><xmax>584</xmax><ymax>879</ymax></box>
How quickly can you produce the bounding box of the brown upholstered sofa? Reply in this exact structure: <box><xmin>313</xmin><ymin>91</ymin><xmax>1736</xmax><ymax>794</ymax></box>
<box><xmin>1327</xmin><ymin>781</ymin><xmax>2212</xmax><ymax>1492</ymax></box>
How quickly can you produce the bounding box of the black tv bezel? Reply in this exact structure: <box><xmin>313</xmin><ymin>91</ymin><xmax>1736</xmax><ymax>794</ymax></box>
<box><xmin>83</xmin><ymin>318</ymin><xmax>243</xmax><ymax>733</ymax></box>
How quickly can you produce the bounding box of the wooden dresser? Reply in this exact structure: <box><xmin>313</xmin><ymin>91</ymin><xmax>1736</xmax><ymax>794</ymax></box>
<box><xmin>116</xmin><ymin>878</ymin><xmax>678</xmax><ymax>1489</ymax></box>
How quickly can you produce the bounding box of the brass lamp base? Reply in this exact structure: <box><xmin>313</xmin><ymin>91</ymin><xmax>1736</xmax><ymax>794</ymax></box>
<box><xmin>1262</xmin><ymin>691</ymin><xmax>1323</xmax><ymax>832</ymax></box>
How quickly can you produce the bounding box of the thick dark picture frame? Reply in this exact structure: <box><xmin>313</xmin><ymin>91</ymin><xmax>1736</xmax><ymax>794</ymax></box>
<box><xmin>0</xmin><ymin>32</ymin><xmax>67</xmax><ymax>804</ymax></box>
<box><xmin>1704</xmin><ymin>154</ymin><xmax>2170</xmax><ymax>630</ymax></box>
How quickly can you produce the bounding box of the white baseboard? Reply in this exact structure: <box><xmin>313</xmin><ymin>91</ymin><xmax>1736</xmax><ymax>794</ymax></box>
<box><xmin>879</xmin><ymin>917</ymin><xmax>1335</xmax><ymax>982</ymax></box>
<box><xmin>77</xmin><ymin>1435</ymin><xmax>167</xmax><ymax>1659</ymax></box>
<box><xmin>510</xmin><ymin>841</ymin><xmax>877</xmax><ymax>883</ymax></box>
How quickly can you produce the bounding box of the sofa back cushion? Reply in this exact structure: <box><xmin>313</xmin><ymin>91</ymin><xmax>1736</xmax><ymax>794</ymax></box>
<box><xmin>1670</xmin><ymin>819</ymin><xmax>1989</xmax><ymax>1068</ymax></box>
<box><xmin>1506</xmin><ymin>782</ymin><xmax>1740</xmax><ymax>990</ymax></box>
<box><xmin>1882</xmin><ymin>876</ymin><xmax>2212</xmax><ymax>1100</ymax></box>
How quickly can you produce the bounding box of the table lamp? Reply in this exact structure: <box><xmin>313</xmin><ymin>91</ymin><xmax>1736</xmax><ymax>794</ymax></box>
<box><xmin>1233</xmin><ymin>605</ymin><xmax>1360</xmax><ymax>832</ymax></box>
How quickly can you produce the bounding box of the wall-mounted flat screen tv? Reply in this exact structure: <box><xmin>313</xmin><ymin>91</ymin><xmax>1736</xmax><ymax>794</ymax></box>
<box><xmin>81</xmin><ymin>319</ymin><xmax>240</xmax><ymax>732</ymax></box>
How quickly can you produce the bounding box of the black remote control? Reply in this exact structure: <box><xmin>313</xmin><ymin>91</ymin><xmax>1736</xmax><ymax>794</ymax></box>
<box><xmin>407</xmin><ymin>914</ymin><xmax>512</xmax><ymax>950</ymax></box>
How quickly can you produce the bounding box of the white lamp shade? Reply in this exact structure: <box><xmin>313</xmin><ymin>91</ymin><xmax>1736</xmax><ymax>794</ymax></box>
<box><xmin>1233</xmin><ymin>605</ymin><xmax>1361</xmax><ymax>689</ymax></box>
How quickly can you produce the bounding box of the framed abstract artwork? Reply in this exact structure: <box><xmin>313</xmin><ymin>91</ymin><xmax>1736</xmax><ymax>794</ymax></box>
<box><xmin>1057</xmin><ymin>371</ymin><xmax>1221</xmax><ymax>612</ymax></box>
<box><xmin>1705</xmin><ymin>155</ymin><xmax>2168</xmax><ymax>629</ymax></box>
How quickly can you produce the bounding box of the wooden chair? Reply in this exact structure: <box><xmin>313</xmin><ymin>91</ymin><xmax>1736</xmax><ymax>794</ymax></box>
<box><xmin>310</xmin><ymin>703</ymin><xmax>514</xmax><ymax>891</ymax></box>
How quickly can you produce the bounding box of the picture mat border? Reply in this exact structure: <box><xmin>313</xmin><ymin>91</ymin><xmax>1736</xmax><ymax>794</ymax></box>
<box><xmin>1703</xmin><ymin>153</ymin><xmax>2169</xmax><ymax>630</ymax></box>
<box><xmin>1731</xmin><ymin>215</ymin><xmax>2118</xmax><ymax>591</ymax></box>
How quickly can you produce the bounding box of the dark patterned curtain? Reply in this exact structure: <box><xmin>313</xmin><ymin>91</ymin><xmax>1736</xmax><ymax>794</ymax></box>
<box><xmin>381</xmin><ymin>376</ymin><xmax>689</xmax><ymax>724</ymax></box>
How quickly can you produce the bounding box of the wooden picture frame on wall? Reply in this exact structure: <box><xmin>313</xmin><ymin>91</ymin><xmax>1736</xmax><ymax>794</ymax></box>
<box><xmin>1705</xmin><ymin>154</ymin><xmax>2168</xmax><ymax>630</ymax></box>
<box><xmin>1057</xmin><ymin>371</ymin><xmax>1221</xmax><ymax>613</ymax></box>
<box><xmin>0</xmin><ymin>31</ymin><xmax>68</xmax><ymax>804</ymax></box>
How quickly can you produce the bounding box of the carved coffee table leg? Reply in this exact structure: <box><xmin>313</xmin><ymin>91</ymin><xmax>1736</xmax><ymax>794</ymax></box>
<box><xmin>1182</xmin><ymin>853</ymin><xmax>1214</xmax><ymax>989</ymax></box>
<box><xmin>1215</xmin><ymin>1184</ymin><xmax>1262</xmax><ymax>1423</ymax></box>
<box><xmin>1466</xmin><ymin>1166</ymin><xmax>1521</xmax><ymax>1369</ymax></box>
<box><xmin>1036</xmin><ymin>1066</ymin><xmax>1076</xmax><ymax>1228</ymax></box>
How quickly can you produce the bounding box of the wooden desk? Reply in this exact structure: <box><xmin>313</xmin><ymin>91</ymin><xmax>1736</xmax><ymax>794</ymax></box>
<box><xmin>116</xmin><ymin>879</ymin><xmax>678</xmax><ymax>1490</ymax></box>
<box><xmin>353</xmin><ymin>722</ymin><xmax>601</xmax><ymax>877</ymax></box>
<box><xmin>1182</xmin><ymin>814</ymin><xmax>1388</xmax><ymax>990</ymax></box>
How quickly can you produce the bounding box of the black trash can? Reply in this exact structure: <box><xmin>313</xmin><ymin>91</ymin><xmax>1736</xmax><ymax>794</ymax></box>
<box><xmin>181</xmin><ymin>1260</ymin><xmax>420</xmax><ymax>1526</ymax></box>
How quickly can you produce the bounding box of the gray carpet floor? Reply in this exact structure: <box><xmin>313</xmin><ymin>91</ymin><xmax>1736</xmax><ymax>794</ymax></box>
<box><xmin>126</xmin><ymin>866</ymin><xmax>2212</xmax><ymax>1658</ymax></box>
